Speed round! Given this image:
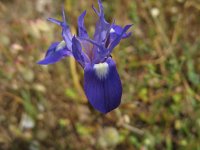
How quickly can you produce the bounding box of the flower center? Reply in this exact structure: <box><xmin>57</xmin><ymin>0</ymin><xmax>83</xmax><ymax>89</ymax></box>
<box><xmin>93</xmin><ymin>62</ymin><xmax>109</xmax><ymax>79</ymax></box>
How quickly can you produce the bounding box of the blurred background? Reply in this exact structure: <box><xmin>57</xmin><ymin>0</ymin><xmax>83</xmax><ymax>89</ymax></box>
<box><xmin>0</xmin><ymin>0</ymin><xmax>200</xmax><ymax>149</ymax></box>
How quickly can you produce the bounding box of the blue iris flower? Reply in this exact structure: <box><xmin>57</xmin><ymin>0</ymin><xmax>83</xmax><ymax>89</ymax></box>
<box><xmin>38</xmin><ymin>0</ymin><xmax>132</xmax><ymax>113</ymax></box>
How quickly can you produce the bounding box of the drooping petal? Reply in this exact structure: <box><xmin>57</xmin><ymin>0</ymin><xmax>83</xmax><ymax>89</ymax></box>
<box><xmin>84</xmin><ymin>58</ymin><xmax>122</xmax><ymax>113</ymax></box>
<box><xmin>37</xmin><ymin>41</ymin><xmax>71</xmax><ymax>65</ymax></box>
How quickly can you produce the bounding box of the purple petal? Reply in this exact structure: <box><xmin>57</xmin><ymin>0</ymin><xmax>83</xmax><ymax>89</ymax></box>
<box><xmin>110</xmin><ymin>24</ymin><xmax>132</xmax><ymax>38</ymax></box>
<box><xmin>92</xmin><ymin>5</ymin><xmax>99</xmax><ymax>15</ymax></box>
<box><xmin>45</xmin><ymin>42</ymin><xmax>60</xmax><ymax>56</ymax></box>
<box><xmin>77</xmin><ymin>11</ymin><xmax>92</xmax><ymax>56</ymax></box>
<box><xmin>78</xmin><ymin>11</ymin><xmax>88</xmax><ymax>38</ymax></box>
<box><xmin>93</xmin><ymin>0</ymin><xmax>110</xmax><ymax>43</ymax></box>
<box><xmin>97</xmin><ymin>0</ymin><xmax>104</xmax><ymax>16</ymax></box>
<box><xmin>37</xmin><ymin>42</ymin><xmax>71</xmax><ymax>65</ymax></box>
<box><xmin>62</xmin><ymin>24</ymin><xmax>72</xmax><ymax>50</ymax></box>
<box><xmin>47</xmin><ymin>9</ymin><xmax>72</xmax><ymax>50</ymax></box>
<box><xmin>81</xmin><ymin>38</ymin><xmax>105</xmax><ymax>51</ymax></box>
<box><xmin>61</xmin><ymin>9</ymin><xmax>73</xmax><ymax>50</ymax></box>
<box><xmin>72</xmin><ymin>37</ymin><xmax>89</xmax><ymax>67</ymax></box>
<box><xmin>62</xmin><ymin>7</ymin><xmax>66</xmax><ymax>24</ymax></box>
<box><xmin>108</xmin><ymin>24</ymin><xmax>132</xmax><ymax>52</ymax></box>
<box><xmin>37</xmin><ymin>49</ymin><xmax>69</xmax><ymax>65</ymax></box>
<box><xmin>84</xmin><ymin>58</ymin><xmax>122</xmax><ymax>113</ymax></box>
<box><xmin>91</xmin><ymin>0</ymin><xmax>112</xmax><ymax>62</ymax></box>
<box><xmin>80</xmin><ymin>38</ymin><xmax>108</xmax><ymax>63</ymax></box>
<box><xmin>47</xmin><ymin>18</ymin><xmax>62</xmax><ymax>26</ymax></box>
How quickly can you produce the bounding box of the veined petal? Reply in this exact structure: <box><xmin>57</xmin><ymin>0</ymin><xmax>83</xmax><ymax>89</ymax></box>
<box><xmin>84</xmin><ymin>58</ymin><xmax>122</xmax><ymax>113</ymax></box>
<box><xmin>37</xmin><ymin>41</ymin><xmax>71</xmax><ymax>65</ymax></box>
<box><xmin>80</xmin><ymin>37</ymin><xmax>107</xmax><ymax>63</ymax></box>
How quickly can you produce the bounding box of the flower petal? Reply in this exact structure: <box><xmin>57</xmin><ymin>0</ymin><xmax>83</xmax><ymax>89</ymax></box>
<box><xmin>109</xmin><ymin>25</ymin><xmax>132</xmax><ymax>45</ymax></box>
<box><xmin>80</xmin><ymin>37</ymin><xmax>108</xmax><ymax>63</ymax></box>
<box><xmin>61</xmin><ymin>9</ymin><xmax>73</xmax><ymax>50</ymax></box>
<box><xmin>62</xmin><ymin>24</ymin><xmax>73</xmax><ymax>50</ymax></box>
<box><xmin>47</xmin><ymin>9</ymin><xmax>73</xmax><ymax>50</ymax></box>
<box><xmin>92</xmin><ymin>0</ymin><xmax>110</xmax><ymax>60</ymax></box>
<box><xmin>110</xmin><ymin>24</ymin><xmax>132</xmax><ymax>39</ymax></box>
<box><xmin>77</xmin><ymin>11</ymin><xmax>93</xmax><ymax>57</ymax></box>
<box><xmin>72</xmin><ymin>36</ymin><xmax>89</xmax><ymax>67</ymax></box>
<box><xmin>44</xmin><ymin>42</ymin><xmax>60</xmax><ymax>56</ymax></box>
<box><xmin>108</xmin><ymin>24</ymin><xmax>132</xmax><ymax>52</ymax></box>
<box><xmin>84</xmin><ymin>58</ymin><xmax>122</xmax><ymax>113</ymax></box>
<box><xmin>37</xmin><ymin>42</ymin><xmax>71</xmax><ymax>65</ymax></box>
<box><xmin>78</xmin><ymin>10</ymin><xmax>88</xmax><ymax>38</ymax></box>
<box><xmin>47</xmin><ymin>18</ymin><xmax>62</xmax><ymax>26</ymax></box>
<box><xmin>37</xmin><ymin>50</ymin><xmax>69</xmax><ymax>65</ymax></box>
<box><xmin>93</xmin><ymin>0</ymin><xmax>110</xmax><ymax>43</ymax></box>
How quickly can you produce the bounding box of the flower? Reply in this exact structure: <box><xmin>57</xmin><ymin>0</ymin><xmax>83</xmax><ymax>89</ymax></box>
<box><xmin>38</xmin><ymin>0</ymin><xmax>132</xmax><ymax>113</ymax></box>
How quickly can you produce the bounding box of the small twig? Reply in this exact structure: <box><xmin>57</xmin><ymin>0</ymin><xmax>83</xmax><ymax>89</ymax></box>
<box><xmin>122</xmin><ymin>123</ymin><xmax>144</xmax><ymax>136</ymax></box>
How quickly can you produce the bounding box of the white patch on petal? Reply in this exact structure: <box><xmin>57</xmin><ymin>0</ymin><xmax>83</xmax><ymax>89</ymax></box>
<box><xmin>110</xmin><ymin>28</ymin><xmax>115</xmax><ymax>33</ymax></box>
<box><xmin>56</xmin><ymin>40</ymin><xmax>66</xmax><ymax>51</ymax></box>
<box><xmin>94</xmin><ymin>62</ymin><xmax>109</xmax><ymax>79</ymax></box>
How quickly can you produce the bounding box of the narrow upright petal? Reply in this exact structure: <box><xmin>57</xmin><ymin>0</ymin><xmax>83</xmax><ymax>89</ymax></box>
<box><xmin>81</xmin><ymin>24</ymin><xmax>132</xmax><ymax>63</ymax></box>
<box><xmin>78</xmin><ymin>11</ymin><xmax>88</xmax><ymax>38</ymax></box>
<box><xmin>93</xmin><ymin>0</ymin><xmax>110</xmax><ymax>43</ymax></box>
<box><xmin>72</xmin><ymin>37</ymin><xmax>89</xmax><ymax>67</ymax></box>
<box><xmin>77</xmin><ymin>11</ymin><xmax>93</xmax><ymax>58</ymax></box>
<box><xmin>84</xmin><ymin>58</ymin><xmax>122</xmax><ymax>113</ymax></box>
<box><xmin>47</xmin><ymin>9</ymin><xmax>73</xmax><ymax>50</ymax></box>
